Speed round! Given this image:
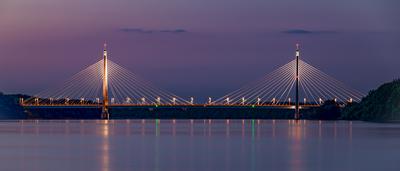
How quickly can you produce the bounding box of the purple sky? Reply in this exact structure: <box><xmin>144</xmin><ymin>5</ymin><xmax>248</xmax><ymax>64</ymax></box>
<box><xmin>1</xmin><ymin>0</ymin><xmax>399</xmax><ymax>99</ymax></box>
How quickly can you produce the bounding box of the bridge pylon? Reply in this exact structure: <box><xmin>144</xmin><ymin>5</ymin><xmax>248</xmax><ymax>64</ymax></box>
<box><xmin>295</xmin><ymin>44</ymin><xmax>300</xmax><ymax>120</ymax></box>
<box><xmin>101</xmin><ymin>42</ymin><xmax>110</xmax><ymax>120</ymax></box>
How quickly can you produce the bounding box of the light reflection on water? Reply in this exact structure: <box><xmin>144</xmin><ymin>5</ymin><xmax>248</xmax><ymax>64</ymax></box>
<box><xmin>101</xmin><ymin>120</ymin><xmax>110</xmax><ymax>171</ymax></box>
<box><xmin>0</xmin><ymin>120</ymin><xmax>399</xmax><ymax>171</ymax></box>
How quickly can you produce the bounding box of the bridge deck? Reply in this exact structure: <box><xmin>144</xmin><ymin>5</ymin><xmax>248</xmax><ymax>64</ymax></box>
<box><xmin>21</xmin><ymin>104</ymin><xmax>320</xmax><ymax>109</ymax></box>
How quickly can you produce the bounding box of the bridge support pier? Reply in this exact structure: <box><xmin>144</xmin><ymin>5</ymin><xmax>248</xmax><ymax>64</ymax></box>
<box><xmin>101</xmin><ymin>110</ymin><xmax>110</xmax><ymax>120</ymax></box>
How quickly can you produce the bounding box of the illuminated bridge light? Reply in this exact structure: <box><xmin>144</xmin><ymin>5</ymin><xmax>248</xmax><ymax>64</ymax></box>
<box><xmin>125</xmin><ymin>97</ymin><xmax>131</xmax><ymax>104</ymax></box>
<box><xmin>19</xmin><ymin>98</ymin><xmax>24</xmax><ymax>105</ymax></box>
<box><xmin>226</xmin><ymin>97</ymin><xmax>230</xmax><ymax>105</ymax></box>
<box><xmin>156</xmin><ymin>97</ymin><xmax>161</xmax><ymax>105</ymax></box>
<box><xmin>172</xmin><ymin>97</ymin><xmax>177</xmax><ymax>105</ymax></box>
<box><xmin>190</xmin><ymin>97</ymin><xmax>194</xmax><ymax>105</ymax></box>
<box><xmin>241</xmin><ymin>97</ymin><xmax>246</xmax><ymax>105</ymax></box>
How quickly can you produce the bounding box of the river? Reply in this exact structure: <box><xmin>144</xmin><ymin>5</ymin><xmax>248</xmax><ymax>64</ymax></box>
<box><xmin>0</xmin><ymin>120</ymin><xmax>398</xmax><ymax>171</ymax></box>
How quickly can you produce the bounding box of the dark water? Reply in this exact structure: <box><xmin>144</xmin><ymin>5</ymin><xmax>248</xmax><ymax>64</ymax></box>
<box><xmin>0</xmin><ymin>119</ymin><xmax>399</xmax><ymax>171</ymax></box>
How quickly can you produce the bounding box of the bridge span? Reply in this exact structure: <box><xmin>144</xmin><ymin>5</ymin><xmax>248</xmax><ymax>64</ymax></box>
<box><xmin>21</xmin><ymin>43</ymin><xmax>364</xmax><ymax>119</ymax></box>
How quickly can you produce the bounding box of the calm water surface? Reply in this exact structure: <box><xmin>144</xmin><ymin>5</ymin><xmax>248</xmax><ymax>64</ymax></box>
<box><xmin>0</xmin><ymin>119</ymin><xmax>399</xmax><ymax>171</ymax></box>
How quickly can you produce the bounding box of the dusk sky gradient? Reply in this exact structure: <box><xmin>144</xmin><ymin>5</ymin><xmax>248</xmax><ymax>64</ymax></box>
<box><xmin>1</xmin><ymin>0</ymin><xmax>400</xmax><ymax>100</ymax></box>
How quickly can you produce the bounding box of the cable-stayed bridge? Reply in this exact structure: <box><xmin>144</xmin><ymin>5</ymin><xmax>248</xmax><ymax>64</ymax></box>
<box><xmin>21</xmin><ymin>43</ymin><xmax>364</xmax><ymax>119</ymax></box>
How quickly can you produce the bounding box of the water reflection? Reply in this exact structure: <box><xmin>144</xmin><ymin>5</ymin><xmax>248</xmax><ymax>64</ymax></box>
<box><xmin>190</xmin><ymin>119</ymin><xmax>194</xmax><ymax>137</ymax></box>
<box><xmin>155</xmin><ymin>120</ymin><xmax>160</xmax><ymax>171</ymax></box>
<box><xmin>226</xmin><ymin>119</ymin><xmax>230</xmax><ymax>137</ymax></box>
<box><xmin>0</xmin><ymin>120</ymin><xmax>393</xmax><ymax>171</ymax></box>
<box><xmin>251</xmin><ymin>119</ymin><xmax>256</xmax><ymax>171</ymax></box>
<box><xmin>155</xmin><ymin>119</ymin><xmax>160</xmax><ymax>136</ymax></box>
<box><xmin>272</xmin><ymin>120</ymin><xmax>276</xmax><ymax>138</ymax></box>
<box><xmin>257</xmin><ymin>120</ymin><xmax>261</xmax><ymax>139</ymax></box>
<box><xmin>172</xmin><ymin>119</ymin><xmax>176</xmax><ymax>137</ymax></box>
<box><xmin>242</xmin><ymin>119</ymin><xmax>245</xmax><ymax>137</ymax></box>
<box><xmin>318</xmin><ymin>120</ymin><xmax>322</xmax><ymax>138</ymax></box>
<box><xmin>334</xmin><ymin>121</ymin><xmax>337</xmax><ymax>139</ymax></box>
<box><xmin>349</xmin><ymin>121</ymin><xmax>352</xmax><ymax>142</ymax></box>
<box><xmin>125</xmin><ymin>120</ymin><xmax>130</xmax><ymax>136</ymax></box>
<box><xmin>101</xmin><ymin>120</ymin><xmax>110</xmax><ymax>171</ymax></box>
<box><xmin>289</xmin><ymin>120</ymin><xmax>304</xmax><ymax>171</ymax></box>
<box><xmin>141</xmin><ymin>119</ymin><xmax>146</xmax><ymax>136</ymax></box>
<box><xmin>208</xmin><ymin>119</ymin><xmax>211</xmax><ymax>137</ymax></box>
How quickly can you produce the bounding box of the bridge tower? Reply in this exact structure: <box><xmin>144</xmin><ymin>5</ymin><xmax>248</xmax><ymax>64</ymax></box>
<box><xmin>101</xmin><ymin>43</ymin><xmax>110</xmax><ymax>119</ymax></box>
<box><xmin>295</xmin><ymin>44</ymin><xmax>300</xmax><ymax>120</ymax></box>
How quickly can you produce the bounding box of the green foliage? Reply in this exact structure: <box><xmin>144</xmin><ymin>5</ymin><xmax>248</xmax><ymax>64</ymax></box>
<box><xmin>0</xmin><ymin>93</ymin><xmax>28</xmax><ymax>119</ymax></box>
<box><xmin>304</xmin><ymin>100</ymin><xmax>341</xmax><ymax>120</ymax></box>
<box><xmin>342</xmin><ymin>79</ymin><xmax>400</xmax><ymax>121</ymax></box>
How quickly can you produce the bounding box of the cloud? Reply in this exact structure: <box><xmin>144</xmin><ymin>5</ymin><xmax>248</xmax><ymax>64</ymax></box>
<box><xmin>282</xmin><ymin>29</ymin><xmax>337</xmax><ymax>34</ymax></box>
<box><xmin>119</xmin><ymin>28</ymin><xmax>187</xmax><ymax>34</ymax></box>
<box><xmin>160</xmin><ymin>29</ymin><xmax>186</xmax><ymax>33</ymax></box>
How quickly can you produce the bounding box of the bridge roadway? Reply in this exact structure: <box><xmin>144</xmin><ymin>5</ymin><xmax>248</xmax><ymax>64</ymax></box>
<box><xmin>22</xmin><ymin>103</ymin><xmax>322</xmax><ymax>119</ymax></box>
<box><xmin>22</xmin><ymin>104</ymin><xmax>320</xmax><ymax>109</ymax></box>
